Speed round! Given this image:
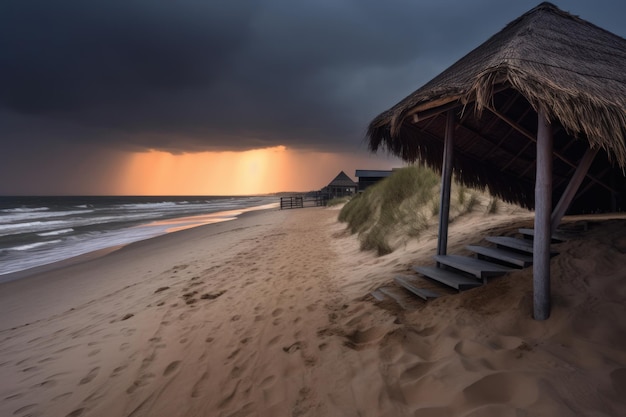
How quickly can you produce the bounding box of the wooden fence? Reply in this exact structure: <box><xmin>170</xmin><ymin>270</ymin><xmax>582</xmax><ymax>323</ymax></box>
<box><xmin>280</xmin><ymin>195</ymin><xmax>328</xmax><ymax>209</ymax></box>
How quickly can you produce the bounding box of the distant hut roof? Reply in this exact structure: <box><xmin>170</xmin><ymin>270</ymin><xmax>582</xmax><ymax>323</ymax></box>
<box><xmin>367</xmin><ymin>2</ymin><xmax>626</xmax><ymax>211</ymax></box>
<box><xmin>355</xmin><ymin>169</ymin><xmax>394</xmax><ymax>178</ymax></box>
<box><xmin>328</xmin><ymin>171</ymin><xmax>357</xmax><ymax>188</ymax></box>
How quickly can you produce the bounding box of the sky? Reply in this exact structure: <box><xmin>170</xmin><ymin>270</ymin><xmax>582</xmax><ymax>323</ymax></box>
<box><xmin>1</xmin><ymin>1</ymin><xmax>625</xmax><ymax>195</ymax></box>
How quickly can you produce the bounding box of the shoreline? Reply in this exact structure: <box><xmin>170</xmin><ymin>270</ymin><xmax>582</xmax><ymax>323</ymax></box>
<box><xmin>0</xmin><ymin>207</ymin><xmax>283</xmax><ymax>333</ymax></box>
<box><xmin>0</xmin><ymin>203</ymin><xmax>278</xmax><ymax>284</ymax></box>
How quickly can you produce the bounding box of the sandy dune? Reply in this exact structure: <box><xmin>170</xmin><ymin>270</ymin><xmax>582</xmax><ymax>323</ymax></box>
<box><xmin>0</xmin><ymin>207</ymin><xmax>624</xmax><ymax>417</ymax></box>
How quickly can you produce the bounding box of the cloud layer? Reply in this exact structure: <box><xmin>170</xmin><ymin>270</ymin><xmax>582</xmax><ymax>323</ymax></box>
<box><xmin>1</xmin><ymin>1</ymin><xmax>624</xmax><ymax>160</ymax></box>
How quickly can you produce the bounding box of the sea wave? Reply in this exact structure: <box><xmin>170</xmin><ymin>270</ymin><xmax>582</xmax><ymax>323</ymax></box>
<box><xmin>0</xmin><ymin>220</ymin><xmax>71</xmax><ymax>236</ymax></box>
<box><xmin>116</xmin><ymin>202</ymin><xmax>179</xmax><ymax>210</ymax></box>
<box><xmin>37</xmin><ymin>228</ymin><xmax>75</xmax><ymax>237</ymax></box>
<box><xmin>0</xmin><ymin>209</ymin><xmax>94</xmax><ymax>223</ymax></box>
<box><xmin>9</xmin><ymin>240</ymin><xmax>62</xmax><ymax>251</ymax></box>
<box><xmin>0</xmin><ymin>206</ymin><xmax>50</xmax><ymax>213</ymax></box>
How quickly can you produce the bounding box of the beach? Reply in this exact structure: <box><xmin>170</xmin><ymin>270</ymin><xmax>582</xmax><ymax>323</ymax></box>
<box><xmin>1</xmin><ymin>206</ymin><xmax>625</xmax><ymax>417</ymax></box>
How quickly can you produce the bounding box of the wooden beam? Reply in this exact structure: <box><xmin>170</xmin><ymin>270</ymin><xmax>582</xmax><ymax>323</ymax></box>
<box><xmin>501</xmin><ymin>140</ymin><xmax>533</xmax><ymax>172</ymax></box>
<box><xmin>437</xmin><ymin>110</ymin><xmax>456</xmax><ymax>257</ymax></box>
<box><xmin>408</xmin><ymin>96</ymin><xmax>463</xmax><ymax>122</ymax></box>
<box><xmin>533</xmin><ymin>109</ymin><xmax>553</xmax><ymax>321</ymax></box>
<box><xmin>412</xmin><ymin>101</ymin><xmax>462</xmax><ymax>123</ymax></box>
<box><xmin>486</xmin><ymin>105</ymin><xmax>617</xmax><ymax>194</ymax></box>
<box><xmin>480</xmin><ymin>105</ymin><xmax>529</xmax><ymax>162</ymax></box>
<box><xmin>551</xmin><ymin>147</ymin><xmax>599</xmax><ymax>232</ymax></box>
<box><xmin>573</xmin><ymin>166</ymin><xmax>611</xmax><ymax>203</ymax></box>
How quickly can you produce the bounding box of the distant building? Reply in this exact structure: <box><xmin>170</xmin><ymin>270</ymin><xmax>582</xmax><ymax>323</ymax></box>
<box><xmin>322</xmin><ymin>171</ymin><xmax>357</xmax><ymax>198</ymax></box>
<box><xmin>355</xmin><ymin>169</ymin><xmax>394</xmax><ymax>191</ymax></box>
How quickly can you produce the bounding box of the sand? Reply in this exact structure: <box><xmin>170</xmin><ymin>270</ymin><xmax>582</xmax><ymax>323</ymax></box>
<box><xmin>0</xmin><ymin>206</ymin><xmax>625</xmax><ymax>417</ymax></box>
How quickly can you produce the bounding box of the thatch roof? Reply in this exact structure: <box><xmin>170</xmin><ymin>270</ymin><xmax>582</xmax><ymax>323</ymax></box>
<box><xmin>367</xmin><ymin>2</ymin><xmax>626</xmax><ymax>212</ymax></box>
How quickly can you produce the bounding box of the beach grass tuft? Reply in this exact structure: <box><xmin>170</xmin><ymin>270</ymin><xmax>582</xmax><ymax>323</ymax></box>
<box><xmin>339</xmin><ymin>165</ymin><xmax>503</xmax><ymax>255</ymax></box>
<box><xmin>326</xmin><ymin>196</ymin><xmax>351</xmax><ymax>207</ymax></box>
<box><xmin>339</xmin><ymin>165</ymin><xmax>438</xmax><ymax>255</ymax></box>
<box><xmin>487</xmin><ymin>196</ymin><xmax>499</xmax><ymax>214</ymax></box>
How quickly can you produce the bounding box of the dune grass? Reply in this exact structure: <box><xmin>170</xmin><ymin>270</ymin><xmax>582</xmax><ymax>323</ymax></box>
<box><xmin>326</xmin><ymin>196</ymin><xmax>351</xmax><ymax>207</ymax></box>
<box><xmin>339</xmin><ymin>165</ymin><xmax>438</xmax><ymax>255</ymax></box>
<box><xmin>338</xmin><ymin>164</ymin><xmax>503</xmax><ymax>255</ymax></box>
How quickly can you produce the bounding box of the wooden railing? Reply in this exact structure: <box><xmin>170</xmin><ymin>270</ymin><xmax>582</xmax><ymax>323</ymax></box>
<box><xmin>280</xmin><ymin>196</ymin><xmax>303</xmax><ymax>209</ymax></box>
<box><xmin>279</xmin><ymin>195</ymin><xmax>329</xmax><ymax>209</ymax></box>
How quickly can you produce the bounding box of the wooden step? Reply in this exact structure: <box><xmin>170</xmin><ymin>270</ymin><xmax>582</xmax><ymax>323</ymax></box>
<box><xmin>433</xmin><ymin>255</ymin><xmax>515</xmax><ymax>279</ymax></box>
<box><xmin>412</xmin><ymin>266</ymin><xmax>482</xmax><ymax>291</ymax></box>
<box><xmin>486</xmin><ymin>236</ymin><xmax>559</xmax><ymax>256</ymax></box>
<box><xmin>518</xmin><ymin>228</ymin><xmax>572</xmax><ymax>242</ymax></box>
<box><xmin>394</xmin><ymin>275</ymin><xmax>442</xmax><ymax>300</ymax></box>
<box><xmin>377</xmin><ymin>286</ymin><xmax>418</xmax><ymax>310</ymax></box>
<box><xmin>485</xmin><ymin>236</ymin><xmax>534</xmax><ymax>253</ymax></box>
<box><xmin>370</xmin><ymin>289</ymin><xmax>386</xmax><ymax>301</ymax></box>
<box><xmin>466</xmin><ymin>245</ymin><xmax>533</xmax><ymax>268</ymax></box>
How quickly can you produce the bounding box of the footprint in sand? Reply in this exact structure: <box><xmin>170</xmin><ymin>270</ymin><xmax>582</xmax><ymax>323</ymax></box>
<box><xmin>227</xmin><ymin>349</ymin><xmax>240</xmax><ymax>360</ymax></box>
<box><xmin>268</xmin><ymin>335</ymin><xmax>282</xmax><ymax>346</ymax></box>
<box><xmin>191</xmin><ymin>371</ymin><xmax>210</xmax><ymax>398</ymax></box>
<box><xmin>282</xmin><ymin>341</ymin><xmax>305</xmax><ymax>354</ymax></box>
<box><xmin>343</xmin><ymin>327</ymin><xmax>387</xmax><ymax>351</ymax></box>
<box><xmin>120</xmin><ymin>327</ymin><xmax>136</xmax><ymax>337</ymax></box>
<box><xmin>65</xmin><ymin>407</ymin><xmax>85</xmax><ymax>417</ymax></box>
<box><xmin>126</xmin><ymin>373</ymin><xmax>156</xmax><ymax>394</ymax></box>
<box><xmin>163</xmin><ymin>360</ymin><xmax>181</xmax><ymax>377</ymax></box>
<box><xmin>79</xmin><ymin>367</ymin><xmax>100</xmax><ymax>385</ymax></box>
<box><xmin>87</xmin><ymin>349</ymin><xmax>101</xmax><ymax>357</ymax></box>
<box><xmin>260</xmin><ymin>375</ymin><xmax>276</xmax><ymax>388</ymax></box>
<box><xmin>32</xmin><ymin>378</ymin><xmax>58</xmax><ymax>389</ymax></box>
<box><xmin>13</xmin><ymin>404</ymin><xmax>37</xmax><ymax>415</ymax></box>
<box><xmin>110</xmin><ymin>364</ymin><xmax>128</xmax><ymax>377</ymax></box>
<box><xmin>230</xmin><ymin>365</ymin><xmax>245</xmax><ymax>379</ymax></box>
<box><xmin>52</xmin><ymin>392</ymin><xmax>72</xmax><ymax>402</ymax></box>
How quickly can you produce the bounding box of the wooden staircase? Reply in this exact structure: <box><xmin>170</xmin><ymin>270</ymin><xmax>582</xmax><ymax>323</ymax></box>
<box><xmin>392</xmin><ymin>228</ymin><xmax>569</xmax><ymax>300</ymax></box>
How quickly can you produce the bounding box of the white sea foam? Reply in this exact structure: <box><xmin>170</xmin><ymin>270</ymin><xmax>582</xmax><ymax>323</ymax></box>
<box><xmin>0</xmin><ymin>220</ymin><xmax>71</xmax><ymax>236</ymax></box>
<box><xmin>1</xmin><ymin>206</ymin><xmax>50</xmax><ymax>213</ymax></box>
<box><xmin>37</xmin><ymin>228</ymin><xmax>74</xmax><ymax>237</ymax></box>
<box><xmin>0</xmin><ymin>209</ymin><xmax>94</xmax><ymax>223</ymax></box>
<box><xmin>117</xmin><ymin>202</ymin><xmax>178</xmax><ymax>210</ymax></box>
<box><xmin>10</xmin><ymin>240</ymin><xmax>62</xmax><ymax>251</ymax></box>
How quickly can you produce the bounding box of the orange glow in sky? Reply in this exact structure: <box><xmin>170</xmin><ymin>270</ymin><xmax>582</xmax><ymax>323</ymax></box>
<box><xmin>115</xmin><ymin>146</ymin><xmax>398</xmax><ymax>195</ymax></box>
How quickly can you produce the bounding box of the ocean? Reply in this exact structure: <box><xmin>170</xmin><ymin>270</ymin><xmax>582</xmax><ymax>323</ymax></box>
<box><xmin>0</xmin><ymin>195</ymin><xmax>278</xmax><ymax>279</ymax></box>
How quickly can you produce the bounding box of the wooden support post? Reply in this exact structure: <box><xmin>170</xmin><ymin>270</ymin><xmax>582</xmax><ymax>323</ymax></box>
<box><xmin>551</xmin><ymin>147</ymin><xmax>599</xmax><ymax>233</ymax></box>
<box><xmin>533</xmin><ymin>109</ymin><xmax>553</xmax><ymax>321</ymax></box>
<box><xmin>437</xmin><ymin>110</ymin><xmax>455</xmax><ymax>257</ymax></box>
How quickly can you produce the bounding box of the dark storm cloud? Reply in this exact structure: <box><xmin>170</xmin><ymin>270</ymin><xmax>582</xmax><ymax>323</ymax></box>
<box><xmin>1</xmin><ymin>0</ymin><xmax>625</xmax><ymax>154</ymax></box>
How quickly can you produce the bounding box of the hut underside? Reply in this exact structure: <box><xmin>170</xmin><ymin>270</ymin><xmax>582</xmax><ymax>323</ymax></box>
<box><xmin>378</xmin><ymin>87</ymin><xmax>626</xmax><ymax>215</ymax></box>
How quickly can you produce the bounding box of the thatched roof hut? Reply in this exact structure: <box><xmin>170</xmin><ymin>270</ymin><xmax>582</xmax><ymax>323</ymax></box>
<box><xmin>368</xmin><ymin>2</ymin><xmax>626</xmax><ymax>320</ymax></box>
<box><xmin>368</xmin><ymin>2</ymin><xmax>626</xmax><ymax>213</ymax></box>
